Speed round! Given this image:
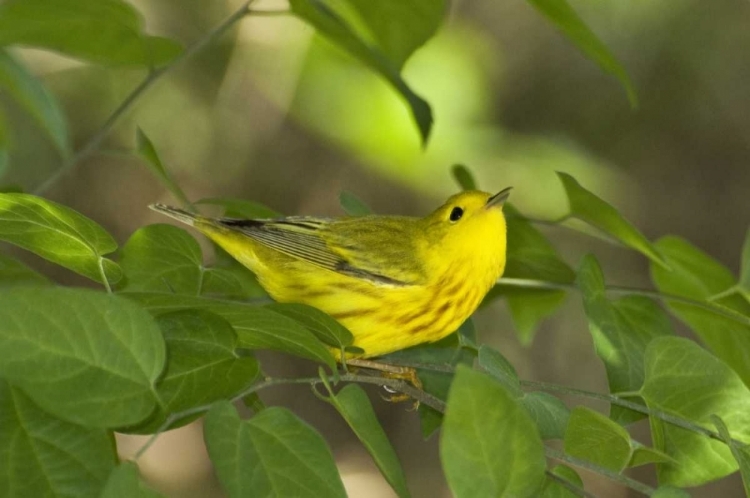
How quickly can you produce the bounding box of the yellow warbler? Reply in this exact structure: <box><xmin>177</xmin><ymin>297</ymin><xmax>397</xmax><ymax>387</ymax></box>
<box><xmin>150</xmin><ymin>188</ymin><xmax>511</xmax><ymax>359</ymax></box>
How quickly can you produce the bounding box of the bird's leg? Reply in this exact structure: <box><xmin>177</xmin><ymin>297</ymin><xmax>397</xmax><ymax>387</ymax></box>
<box><xmin>345</xmin><ymin>358</ymin><xmax>423</xmax><ymax>404</ymax></box>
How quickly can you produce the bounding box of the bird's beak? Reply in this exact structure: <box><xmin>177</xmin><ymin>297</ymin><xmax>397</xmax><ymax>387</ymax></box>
<box><xmin>486</xmin><ymin>187</ymin><xmax>512</xmax><ymax>209</ymax></box>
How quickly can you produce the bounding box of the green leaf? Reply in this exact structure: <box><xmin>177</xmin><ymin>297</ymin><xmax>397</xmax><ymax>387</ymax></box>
<box><xmin>0</xmin><ymin>49</ymin><xmax>69</xmax><ymax>155</ymax></box>
<box><xmin>0</xmin><ymin>380</ymin><xmax>116</xmax><ymax>498</ymax></box>
<box><xmin>268</xmin><ymin>302</ymin><xmax>354</xmax><ymax>351</ymax></box>
<box><xmin>650</xmin><ymin>236</ymin><xmax>750</xmax><ymax>386</ymax></box>
<box><xmin>711</xmin><ymin>415</ymin><xmax>750</xmax><ymax>497</ymax></box>
<box><xmin>321</xmin><ymin>383</ymin><xmax>411</xmax><ymax>498</ymax></box>
<box><xmin>577</xmin><ymin>254</ymin><xmax>673</xmax><ymax>424</ymax></box>
<box><xmin>506</xmin><ymin>289</ymin><xmax>568</xmax><ymax>346</ymax></box>
<box><xmin>0</xmin><ymin>193</ymin><xmax>122</xmax><ymax>284</ymax></box>
<box><xmin>0</xmin><ymin>0</ymin><xmax>182</xmax><ymax>67</ymax></box>
<box><xmin>0</xmin><ymin>288</ymin><xmax>165</xmax><ymax>427</ymax></box>
<box><xmin>521</xmin><ymin>392</ymin><xmax>570</xmax><ymax>440</ymax></box>
<box><xmin>557</xmin><ymin>172</ymin><xmax>664</xmax><ymax>265</ymax></box>
<box><xmin>541</xmin><ymin>465</ymin><xmax>583</xmax><ymax>498</ymax></box>
<box><xmin>120</xmin><ymin>224</ymin><xmax>262</xmax><ymax>300</ymax></box>
<box><xmin>639</xmin><ymin>337</ymin><xmax>750</xmax><ymax>486</ymax></box>
<box><xmin>441</xmin><ymin>366</ymin><xmax>546</xmax><ymax>497</ymax></box>
<box><xmin>477</xmin><ymin>345</ymin><xmax>522</xmax><ymax>397</ymax></box>
<box><xmin>652</xmin><ymin>486</ymin><xmax>691</xmax><ymax>498</ymax></box>
<box><xmin>195</xmin><ymin>198</ymin><xmax>281</xmax><ymax>219</ymax></box>
<box><xmin>330</xmin><ymin>0</ymin><xmax>446</xmax><ymax>70</ymax></box>
<box><xmin>127</xmin><ymin>310</ymin><xmax>260</xmax><ymax>434</ymax></box>
<box><xmin>100</xmin><ymin>462</ymin><xmax>164</xmax><ymax>498</ymax></box>
<box><xmin>564</xmin><ymin>406</ymin><xmax>631</xmax><ymax>472</ymax></box>
<box><xmin>290</xmin><ymin>0</ymin><xmax>432</xmax><ymax>144</ymax></box>
<box><xmin>0</xmin><ymin>252</ymin><xmax>50</xmax><ymax>287</ymax></box>
<box><xmin>525</xmin><ymin>0</ymin><xmax>637</xmax><ymax>106</ymax></box>
<box><xmin>122</xmin><ymin>292</ymin><xmax>336</xmax><ymax>369</ymax></box>
<box><xmin>136</xmin><ymin>128</ymin><xmax>191</xmax><ymax>208</ymax></box>
<box><xmin>204</xmin><ymin>402</ymin><xmax>347</xmax><ymax>498</ymax></box>
<box><xmin>0</xmin><ymin>113</ymin><xmax>7</xmax><ymax>177</ymax></box>
<box><xmin>451</xmin><ymin>164</ymin><xmax>477</xmax><ymax>191</ymax></box>
<box><xmin>339</xmin><ymin>190</ymin><xmax>372</xmax><ymax>216</ymax></box>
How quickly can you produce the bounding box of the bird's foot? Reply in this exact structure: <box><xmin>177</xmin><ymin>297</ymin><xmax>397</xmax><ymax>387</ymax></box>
<box><xmin>345</xmin><ymin>358</ymin><xmax>422</xmax><ymax>406</ymax></box>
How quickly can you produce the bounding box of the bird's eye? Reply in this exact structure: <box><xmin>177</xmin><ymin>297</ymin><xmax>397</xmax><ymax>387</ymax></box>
<box><xmin>449</xmin><ymin>207</ymin><xmax>464</xmax><ymax>222</ymax></box>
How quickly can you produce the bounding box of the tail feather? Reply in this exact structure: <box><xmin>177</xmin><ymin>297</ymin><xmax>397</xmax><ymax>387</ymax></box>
<box><xmin>149</xmin><ymin>204</ymin><xmax>200</xmax><ymax>226</ymax></box>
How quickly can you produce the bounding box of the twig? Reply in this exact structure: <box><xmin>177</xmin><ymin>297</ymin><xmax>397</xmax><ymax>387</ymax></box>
<box><xmin>34</xmin><ymin>0</ymin><xmax>258</xmax><ymax>195</ymax></box>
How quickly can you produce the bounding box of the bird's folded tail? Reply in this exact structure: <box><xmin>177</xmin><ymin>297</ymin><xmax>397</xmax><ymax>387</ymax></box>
<box><xmin>149</xmin><ymin>204</ymin><xmax>200</xmax><ymax>226</ymax></box>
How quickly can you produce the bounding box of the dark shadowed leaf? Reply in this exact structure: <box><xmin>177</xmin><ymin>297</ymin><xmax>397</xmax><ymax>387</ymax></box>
<box><xmin>196</xmin><ymin>198</ymin><xmax>282</xmax><ymax>219</ymax></box>
<box><xmin>0</xmin><ymin>380</ymin><xmax>116</xmax><ymax>498</ymax></box>
<box><xmin>0</xmin><ymin>288</ymin><xmax>164</xmax><ymax>427</ymax></box>
<box><xmin>321</xmin><ymin>382</ymin><xmax>410</xmax><ymax>498</ymax></box>
<box><xmin>640</xmin><ymin>337</ymin><xmax>750</xmax><ymax>486</ymax></box>
<box><xmin>740</xmin><ymin>229</ymin><xmax>750</xmax><ymax>298</ymax></box>
<box><xmin>0</xmin><ymin>0</ymin><xmax>182</xmax><ymax>67</ymax></box>
<box><xmin>289</xmin><ymin>0</ymin><xmax>432</xmax><ymax>144</ymax></box>
<box><xmin>441</xmin><ymin>366</ymin><xmax>546</xmax><ymax>497</ymax></box>
<box><xmin>339</xmin><ymin>190</ymin><xmax>372</xmax><ymax>216</ymax></box>
<box><xmin>100</xmin><ymin>462</ymin><xmax>164</xmax><ymax>498</ymax></box>
<box><xmin>0</xmin><ymin>193</ymin><xmax>121</xmax><ymax>284</ymax></box>
<box><xmin>126</xmin><ymin>310</ymin><xmax>260</xmax><ymax>434</ymax></box>
<box><xmin>525</xmin><ymin>0</ymin><xmax>637</xmax><ymax>105</ymax></box>
<box><xmin>650</xmin><ymin>236</ymin><xmax>750</xmax><ymax>386</ymax></box>
<box><xmin>204</xmin><ymin>402</ymin><xmax>346</xmax><ymax>498</ymax></box>
<box><xmin>451</xmin><ymin>164</ymin><xmax>477</xmax><ymax>191</ymax></box>
<box><xmin>0</xmin><ymin>50</ymin><xmax>69</xmax><ymax>155</ymax></box>
<box><xmin>711</xmin><ymin>415</ymin><xmax>750</xmax><ymax>496</ymax></box>
<box><xmin>268</xmin><ymin>302</ymin><xmax>354</xmax><ymax>351</ymax></box>
<box><xmin>557</xmin><ymin>172</ymin><xmax>664</xmax><ymax>265</ymax></box>
<box><xmin>578</xmin><ymin>254</ymin><xmax>672</xmax><ymax>424</ymax></box>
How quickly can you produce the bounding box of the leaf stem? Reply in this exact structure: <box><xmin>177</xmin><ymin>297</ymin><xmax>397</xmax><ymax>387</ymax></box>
<box><xmin>132</xmin><ymin>372</ymin><xmax>445</xmax><ymax>461</ymax></box>
<box><xmin>496</xmin><ymin>277</ymin><xmax>750</xmax><ymax>327</ymax></box>
<box><xmin>98</xmin><ymin>258</ymin><xmax>112</xmax><ymax>293</ymax></box>
<box><xmin>545</xmin><ymin>448</ymin><xmax>656</xmax><ymax>496</ymax></box>
<box><xmin>33</xmin><ymin>0</ymin><xmax>258</xmax><ymax>196</ymax></box>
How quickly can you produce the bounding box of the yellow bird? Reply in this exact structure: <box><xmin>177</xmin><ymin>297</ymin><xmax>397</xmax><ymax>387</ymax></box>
<box><xmin>150</xmin><ymin>188</ymin><xmax>511</xmax><ymax>361</ymax></box>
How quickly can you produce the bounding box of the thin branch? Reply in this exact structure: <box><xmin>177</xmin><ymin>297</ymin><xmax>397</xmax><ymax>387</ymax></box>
<box><xmin>34</xmin><ymin>0</ymin><xmax>258</xmax><ymax>196</ymax></box>
<box><xmin>133</xmin><ymin>372</ymin><xmax>444</xmax><ymax>461</ymax></box>
<box><xmin>496</xmin><ymin>277</ymin><xmax>750</xmax><ymax>327</ymax></box>
<box><xmin>545</xmin><ymin>448</ymin><xmax>656</xmax><ymax>496</ymax></box>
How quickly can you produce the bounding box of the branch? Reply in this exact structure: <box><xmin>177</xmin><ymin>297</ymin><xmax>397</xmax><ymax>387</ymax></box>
<box><xmin>34</xmin><ymin>0</ymin><xmax>258</xmax><ymax>196</ymax></box>
<box><xmin>496</xmin><ymin>277</ymin><xmax>750</xmax><ymax>327</ymax></box>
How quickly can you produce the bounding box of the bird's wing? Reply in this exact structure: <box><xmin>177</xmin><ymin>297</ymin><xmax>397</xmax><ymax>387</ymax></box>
<box><xmin>219</xmin><ymin>216</ymin><xmax>425</xmax><ymax>286</ymax></box>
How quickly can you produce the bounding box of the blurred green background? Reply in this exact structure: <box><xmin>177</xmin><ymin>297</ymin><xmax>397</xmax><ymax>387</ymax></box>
<box><xmin>2</xmin><ymin>0</ymin><xmax>749</xmax><ymax>496</ymax></box>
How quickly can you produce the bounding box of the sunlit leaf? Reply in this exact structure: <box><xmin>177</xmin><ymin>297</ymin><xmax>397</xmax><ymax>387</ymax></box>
<box><xmin>100</xmin><ymin>462</ymin><xmax>164</xmax><ymax>498</ymax></box>
<box><xmin>123</xmin><ymin>292</ymin><xmax>336</xmax><ymax>369</ymax></box>
<box><xmin>0</xmin><ymin>193</ymin><xmax>122</xmax><ymax>284</ymax></box>
<box><xmin>650</xmin><ymin>236</ymin><xmax>750</xmax><ymax>386</ymax></box>
<box><xmin>339</xmin><ymin>190</ymin><xmax>372</xmax><ymax>215</ymax></box>
<box><xmin>126</xmin><ymin>310</ymin><xmax>260</xmax><ymax>434</ymax></box>
<box><xmin>204</xmin><ymin>402</ymin><xmax>347</xmax><ymax>498</ymax></box>
<box><xmin>0</xmin><ymin>0</ymin><xmax>182</xmax><ymax>67</ymax></box>
<box><xmin>451</xmin><ymin>164</ymin><xmax>477</xmax><ymax>191</ymax></box>
<box><xmin>541</xmin><ymin>465</ymin><xmax>582</xmax><ymax>498</ymax></box>
<box><xmin>0</xmin><ymin>252</ymin><xmax>50</xmax><ymax>288</ymax></box>
<box><xmin>711</xmin><ymin>415</ymin><xmax>750</xmax><ymax>496</ymax></box>
<box><xmin>640</xmin><ymin>337</ymin><xmax>750</xmax><ymax>486</ymax></box>
<box><xmin>578</xmin><ymin>254</ymin><xmax>672</xmax><ymax>424</ymax></box>
<box><xmin>0</xmin><ymin>380</ymin><xmax>116</xmax><ymax>498</ymax></box>
<box><xmin>441</xmin><ymin>366</ymin><xmax>546</xmax><ymax>497</ymax></box>
<box><xmin>0</xmin><ymin>49</ymin><xmax>69</xmax><ymax>155</ymax></box>
<box><xmin>564</xmin><ymin>406</ymin><xmax>631</xmax><ymax>472</ymax></box>
<box><xmin>557</xmin><ymin>172</ymin><xmax>664</xmax><ymax>266</ymax></box>
<box><xmin>0</xmin><ymin>288</ymin><xmax>165</xmax><ymax>428</ymax></box>
<box><xmin>290</xmin><ymin>0</ymin><xmax>432</xmax><ymax>144</ymax></box>
<box><xmin>136</xmin><ymin>128</ymin><xmax>191</xmax><ymax>208</ymax></box>
<box><xmin>525</xmin><ymin>0</ymin><xmax>637</xmax><ymax>106</ymax></box>
<box><xmin>321</xmin><ymin>382</ymin><xmax>410</xmax><ymax>498</ymax></box>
